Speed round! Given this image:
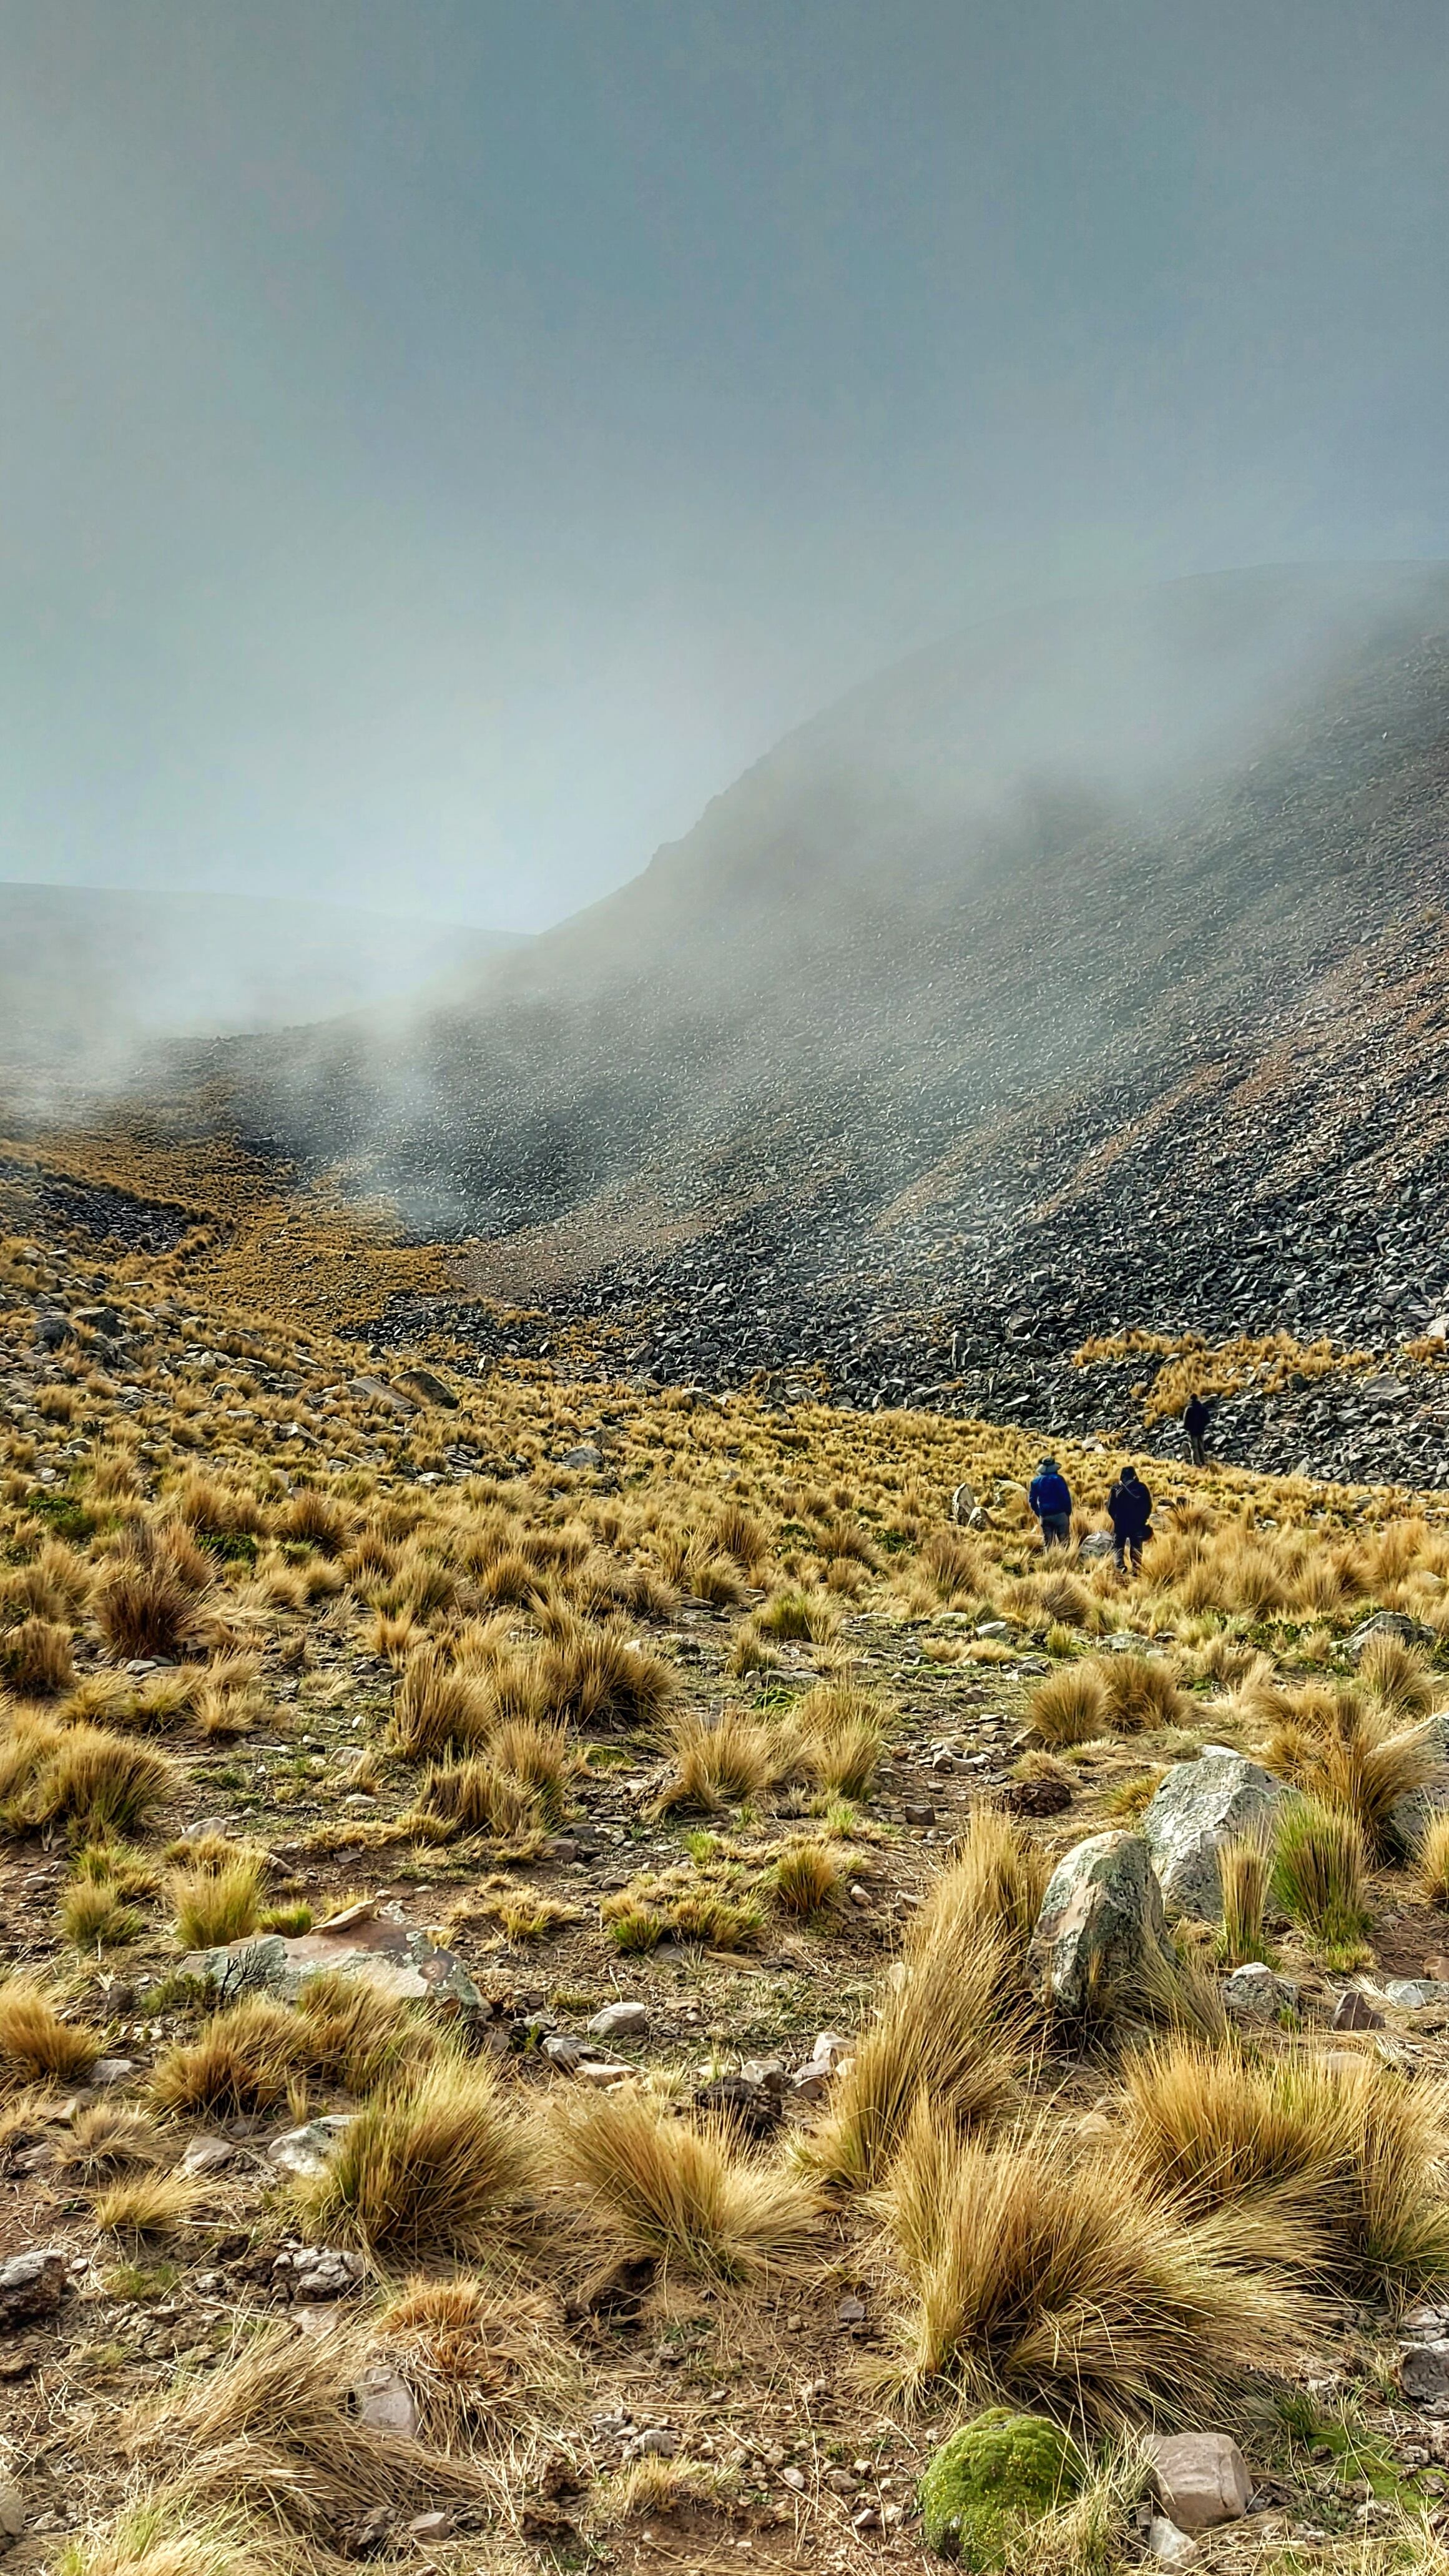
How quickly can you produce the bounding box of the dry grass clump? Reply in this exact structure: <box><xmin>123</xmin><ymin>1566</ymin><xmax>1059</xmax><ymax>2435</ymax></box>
<box><xmin>1416</xmin><ymin>1813</ymin><xmax>1449</xmax><ymax>1906</ymax></box>
<box><xmin>536</xmin><ymin>1616</ymin><xmax>678</xmax><ymax>1729</ymax></box>
<box><xmin>0</xmin><ymin>1975</ymin><xmax>104</xmax><ymax>2081</ymax></box>
<box><xmin>421</xmin><ymin>1754</ymin><xmax>543</xmax><ymax>1836</ymax></box>
<box><xmin>374</xmin><ymin>2275</ymin><xmax>569</xmax><ymax>2450</ymax></box>
<box><xmin>94</xmin><ymin>1518</ymin><xmax>213</xmax><ymax>1661</ymax></box>
<box><xmin>3</xmin><ymin>1720</ymin><xmax>178</xmax><ymax>1837</ymax></box>
<box><xmin>654</xmin><ymin>1706</ymin><xmax>782</xmax><ymax>1812</ymax></box>
<box><xmin>1</xmin><ymin>1537</ymin><xmax>94</xmax><ymax>1623</ymax></box>
<box><xmin>120</xmin><ymin>2324</ymin><xmax>484</xmax><ymax>2539</ymax></box>
<box><xmin>386</xmin><ymin>1645</ymin><xmax>491</xmax><ymax>1760</ymax></box>
<box><xmin>802</xmin><ymin>1810</ymin><xmax>1038</xmax><ymax>2191</ymax></box>
<box><xmin>293</xmin><ymin>2054</ymin><xmax>533</xmax><ymax>2254</ymax></box>
<box><xmin>174</xmin><ymin>1468</ymin><xmax>270</xmax><ymax>1538</ymax></box>
<box><xmin>773</xmin><ymin>1838</ymin><xmax>843</xmax><ymax>1917</ymax></box>
<box><xmin>1271</xmin><ymin>1796</ymin><xmax>1372</xmax><ymax>1957</ymax></box>
<box><xmin>1027</xmin><ymin>1665</ymin><xmax>1108</xmax><ymax>1748</ymax></box>
<box><xmin>483</xmin><ymin>1715</ymin><xmax>574</xmax><ymax>1820</ymax></box>
<box><xmin>793</xmin><ymin>1681</ymin><xmax>884</xmax><ymax>1797</ymax></box>
<box><xmin>0</xmin><ymin>1612</ymin><xmax>75</xmax><ymax>1695</ymax></box>
<box><xmin>61</xmin><ymin>1874</ymin><xmax>145</xmax><ymax>1949</ymax></box>
<box><xmin>60</xmin><ymin>2103</ymin><xmax>167</xmax><ymax>2179</ymax></box>
<box><xmin>878</xmin><ymin>2095</ymin><xmax>1306</xmax><ymax>2424</ymax></box>
<box><xmin>1118</xmin><ymin>2038</ymin><xmax>1449</xmax><ymax>2299</ymax></box>
<box><xmin>1099</xmin><ymin>1653</ymin><xmax>1188</xmax><ymax>1733</ymax></box>
<box><xmin>167</xmin><ymin>1842</ymin><xmax>267</xmax><ymax>1947</ymax></box>
<box><xmin>1358</xmin><ymin>1631</ymin><xmax>1437</xmax><ymax>1719</ymax></box>
<box><xmin>1262</xmin><ymin>1682</ymin><xmax>1437</xmax><ymax>1857</ymax></box>
<box><xmin>55</xmin><ymin>2497</ymin><xmax>279</xmax><ymax>2576</ymax></box>
<box><xmin>93</xmin><ymin>2170</ymin><xmax>202</xmax><ymax>2236</ymax></box>
<box><xmin>151</xmin><ymin>1996</ymin><xmax>303</xmax><ymax>2117</ymax></box>
<box><xmin>918</xmin><ymin>1527</ymin><xmax>988</xmax><ymax>1603</ymax></box>
<box><xmin>293</xmin><ymin>1971</ymin><xmax>430</xmax><ymax>2095</ymax></box>
<box><xmin>1218</xmin><ymin>1835</ymin><xmax>1271</xmax><ymax>1968</ymax></box>
<box><xmin>553</xmin><ymin>2086</ymin><xmax>817</xmax><ymax>2281</ymax></box>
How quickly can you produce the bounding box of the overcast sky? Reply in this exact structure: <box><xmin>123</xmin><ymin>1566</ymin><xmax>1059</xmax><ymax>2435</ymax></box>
<box><xmin>2</xmin><ymin>0</ymin><xmax>1448</xmax><ymax>929</ymax></box>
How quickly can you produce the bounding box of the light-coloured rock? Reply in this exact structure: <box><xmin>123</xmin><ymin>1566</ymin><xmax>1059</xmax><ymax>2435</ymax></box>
<box><xmin>1348</xmin><ymin>1611</ymin><xmax>1435</xmax><ymax>1656</ymax></box>
<box><xmin>267</xmin><ymin>2116</ymin><xmax>355</xmax><ymax>2179</ymax></box>
<box><xmin>1028</xmin><ymin>1832</ymin><xmax>1177</xmax><ymax>2019</ymax></box>
<box><xmin>1146</xmin><ymin>2432</ymin><xmax>1251</xmax><ymax>2532</ymax></box>
<box><xmin>810</xmin><ymin>2030</ymin><xmax>853</xmax><ymax>2070</ymax></box>
<box><xmin>88</xmin><ymin>2058</ymin><xmax>136</xmax><ymax>2089</ymax></box>
<box><xmin>1139</xmin><ymin>1750</ymin><xmax>1284</xmax><ymax>1922</ymax></box>
<box><xmin>576</xmin><ymin>2058</ymin><xmax>632</xmax><ymax>2087</ymax></box>
<box><xmin>562</xmin><ymin>1441</ymin><xmax>603</xmax><ymax>1469</ymax></box>
<box><xmin>543</xmin><ymin>2035</ymin><xmax>587</xmax><ymax>2072</ymax></box>
<box><xmin>1147</xmin><ymin>2514</ymin><xmax>1199</xmax><ymax>2565</ymax></box>
<box><xmin>1388</xmin><ymin>1778</ymin><xmax>1449</xmax><ymax>1852</ymax></box>
<box><xmin>355</xmin><ymin>2361</ymin><xmax>418</xmax><ymax>2437</ymax></box>
<box><xmin>1401</xmin><ymin>2339</ymin><xmax>1449</xmax><ymax>2402</ymax></box>
<box><xmin>0</xmin><ymin>2485</ymin><xmax>24</xmax><ymax>2541</ymax></box>
<box><xmin>586</xmin><ymin>2000</ymin><xmax>649</xmax><ymax>2042</ymax></box>
<box><xmin>183</xmin><ymin>1904</ymin><xmax>481</xmax><ymax>2014</ymax></box>
<box><xmin>180</xmin><ymin>2133</ymin><xmax>236</xmax><ymax>2177</ymax></box>
<box><xmin>1222</xmin><ymin>1963</ymin><xmax>1297</xmax><ymax>2023</ymax></box>
<box><xmin>0</xmin><ymin>2248</ymin><xmax>66</xmax><ymax>2331</ymax></box>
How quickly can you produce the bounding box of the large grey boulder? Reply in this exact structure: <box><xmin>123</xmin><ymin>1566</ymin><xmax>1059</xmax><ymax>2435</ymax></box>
<box><xmin>1139</xmin><ymin>1748</ymin><xmax>1284</xmax><ymax>1922</ymax></box>
<box><xmin>183</xmin><ymin>1901</ymin><xmax>482</xmax><ymax>2013</ymax></box>
<box><xmin>1028</xmin><ymin>1832</ymin><xmax>1177</xmax><ymax>2019</ymax></box>
<box><xmin>1144</xmin><ymin>2432</ymin><xmax>1251</xmax><ymax>2532</ymax></box>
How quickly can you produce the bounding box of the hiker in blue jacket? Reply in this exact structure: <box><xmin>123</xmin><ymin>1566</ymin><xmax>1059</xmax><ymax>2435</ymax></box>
<box><xmin>1028</xmin><ymin>1456</ymin><xmax>1073</xmax><ymax>1551</ymax></box>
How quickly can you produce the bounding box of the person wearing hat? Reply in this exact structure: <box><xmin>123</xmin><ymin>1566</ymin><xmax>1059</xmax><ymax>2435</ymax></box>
<box><xmin>1028</xmin><ymin>1456</ymin><xmax>1073</xmax><ymax>1551</ymax></box>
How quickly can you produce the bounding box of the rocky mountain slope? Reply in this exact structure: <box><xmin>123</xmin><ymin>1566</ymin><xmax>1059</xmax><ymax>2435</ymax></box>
<box><xmin>216</xmin><ymin>566</ymin><xmax>1449</xmax><ymax>1484</ymax></box>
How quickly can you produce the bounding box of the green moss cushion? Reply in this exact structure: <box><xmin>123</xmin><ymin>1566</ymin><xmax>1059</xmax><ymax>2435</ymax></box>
<box><xmin>918</xmin><ymin>2407</ymin><xmax>1085</xmax><ymax>2564</ymax></box>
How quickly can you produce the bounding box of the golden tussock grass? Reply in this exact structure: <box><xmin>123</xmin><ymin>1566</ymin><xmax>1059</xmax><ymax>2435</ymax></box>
<box><xmin>1118</xmin><ymin>2036</ymin><xmax>1449</xmax><ymax>2299</ymax></box>
<box><xmin>151</xmin><ymin>1996</ymin><xmax>303</xmax><ymax>2117</ymax></box>
<box><xmin>1271</xmin><ymin>1795</ymin><xmax>1373</xmax><ymax>1959</ymax></box>
<box><xmin>11</xmin><ymin>1722</ymin><xmax>179</xmax><ymax>1837</ymax></box>
<box><xmin>1417</xmin><ymin>1812</ymin><xmax>1449</xmax><ymax>1905</ymax></box>
<box><xmin>92</xmin><ymin>2169</ymin><xmax>202</xmax><ymax>2236</ymax></box>
<box><xmin>60</xmin><ymin>1875</ymin><xmax>144</xmax><ymax>1950</ymax></box>
<box><xmin>801</xmin><ymin>1810</ymin><xmax>1038</xmax><ymax>2191</ymax></box>
<box><xmin>60</xmin><ymin>2103</ymin><xmax>167</xmax><ymax>2179</ymax></box>
<box><xmin>1028</xmin><ymin>1664</ymin><xmax>1108</xmax><ymax>1747</ymax></box>
<box><xmin>386</xmin><ymin>1645</ymin><xmax>492</xmax><ymax>1760</ymax></box>
<box><xmin>421</xmin><ymin>1753</ymin><xmax>543</xmax><ymax>1835</ymax></box>
<box><xmin>1262</xmin><ymin>1683</ymin><xmax>1437</xmax><ymax>1857</ymax></box>
<box><xmin>0</xmin><ymin>1975</ymin><xmax>104</xmax><ymax>2080</ymax></box>
<box><xmin>653</xmin><ymin>1705</ymin><xmax>785</xmax><ymax>1813</ymax></box>
<box><xmin>292</xmin><ymin>1970</ymin><xmax>430</xmax><ymax>2095</ymax></box>
<box><xmin>293</xmin><ymin>2053</ymin><xmax>533</xmax><ymax>2254</ymax></box>
<box><xmin>55</xmin><ymin>2496</ymin><xmax>286</xmax><ymax>2576</ymax></box>
<box><xmin>374</xmin><ymin>2274</ymin><xmax>572</xmax><ymax>2450</ymax></box>
<box><xmin>94</xmin><ymin>1519</ymin><xmax>213</xmax><ymax>1661</ymax></box>
<box><xmin>120</xmin><ymin>2322</ymin><xmax>486</xmax><ymax>2539</ymax></box>
<box><xmin>167</xmin><ymin>1845</ymin><xmax>267</xmax><ymax>1948</ymax></box>
<box><xmin>793</xmin><ymin>1680</ymin><xmax>884</xmax><ymax>1796</ymax></box>
<box><xmin>0</xmin><ymin>1612</ymin><xmax>75</xmax><ymax>1695</ymax></box>
<box><xmin>553</xmin><ymin>2085</ymin><xmax>817</xmax><ymax>2280</ymax></box>
<box><xmin>1217</xmin><ymin>1835</ymin><xmax>1271</xmax><ymax>1967</ymax></box>
<box><xmin>877</xmin><ymin>2093</ymin><xmax>1310</xmax><ymax>2425</ymax></box>
<box><xmin>772</xmin><ymin>1838</ymin><xmax>843</xmax><ymax>1917</ymax></box>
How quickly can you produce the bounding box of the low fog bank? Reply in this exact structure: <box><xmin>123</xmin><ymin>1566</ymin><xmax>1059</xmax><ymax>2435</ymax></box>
<box><xmin>0</xmin><ymin>884</ymin><xmax>521</xmax><ymax>1088</ymax></box>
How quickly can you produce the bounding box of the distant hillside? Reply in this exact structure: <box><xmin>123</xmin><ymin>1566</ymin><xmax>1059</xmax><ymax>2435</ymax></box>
<box><xmin>210</xmin><ymin>565</ymin><xmax>1449</xmax><ymax>1483</ymax></box>
<box><xmin>0</xmin><ymin>884</ymin><xmax>517</xmax><ymax>1075</ymax></box>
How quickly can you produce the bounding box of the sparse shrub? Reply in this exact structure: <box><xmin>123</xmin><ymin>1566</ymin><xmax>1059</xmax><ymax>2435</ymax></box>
<box><xmin>294</xmin><ymin>2055</ymin><xmax>533</xmax><ymax>2254</ymax></box>
<box><xmin>1028</xmin><ymin>1665</ymin><xmax>1108</xmax><ymax>1748</ymax></box>
<box><xmin>553</xmin><ymin>2088</ymin><xmax>817</xmax><ymax>2280</ymax></box>
<box><xmin>0</xmin><ymin>1614</ymin><xmax>74</xmax><ymax>1695</ymax></box>
<box><xmin>880</xmin><ymin>2095</ymin><xmax>1307</xmax><ymax>2423</ymax></box>
<box><xmin>0</xmin><ymin>1975</ymin><xmax>103</xmax><ymax>2080</ymax></box>
<box><xmin>1272</xmin><ymin>1797</ymin><xmax>1372</xmax><ymax>1958</ymax></box>
<box><xmin>774</xmin><ymin>1838</ymin><xmax>843</xmax><ymax>1917</ymax></box>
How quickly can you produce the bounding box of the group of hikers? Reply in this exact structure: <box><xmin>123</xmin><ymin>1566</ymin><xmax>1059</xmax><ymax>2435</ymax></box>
<box><xmin>1026</xmin><ymin>1392</ymin><xmax>1214</xmax><ymax>1574</ymax></box>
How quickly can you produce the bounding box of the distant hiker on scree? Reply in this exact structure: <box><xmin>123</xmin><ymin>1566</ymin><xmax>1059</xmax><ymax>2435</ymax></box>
<box><xmin>1028</xmin><ymin>1456</ymin><xmax>1073</xmax><ymax>1551</ymax></box>
<box><xmin>1183</xmin><ymin>1391</ymin><xmax>1211</xmax><ymax>1466</ymax></box>
<box><xmin>1108</xmin><ymin>1463</ymin><xmax>1152</xmax><ymax>1574</ymax></box>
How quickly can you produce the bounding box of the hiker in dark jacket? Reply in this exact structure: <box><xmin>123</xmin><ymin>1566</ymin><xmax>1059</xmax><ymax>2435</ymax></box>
<box><xmin>1183</xmin><ymin>1391</ymin><xmax>1211</xmax><ymax>1467</ymax></box>
<box><xmin>1028</xmin><ymin>1458</ymin><xmax>1073</xmax><ymax>1551</ymax></box>
<box><xmin>1107</xmin><ymin>1464</ymin><xmax>1152</xmax><ymax>1574</ymax></box>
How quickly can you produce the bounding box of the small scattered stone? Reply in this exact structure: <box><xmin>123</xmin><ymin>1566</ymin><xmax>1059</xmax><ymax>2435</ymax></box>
<box><xmin>1332</xmin><ymin>1988</ymin><xmax>1385</xmax><ymax>2032</ymax></box>
<box><xmin>1401</xmin><ymin>2339</ymin><xmax>1449</xmax><ymax>2402</ymax></box>
<box><xmin>1222</xmin><ymin>1963</ymin><xmax>1297</xmax><ymax>2023</ymax></box>
<box><xmin>355</xmin><ymin>2361</ymin><xmax>419</xmax><ymax>2437</ymax></box>
<box><xmin>0</xmin><ymin>2249</ymin><xmax>66</xmax><ymax>2332</ymax></box>
<box><xmin>586</xmin><ymin>2000</ymin><xmax>649</xmax><ymax>2042</ymax></box>
<box><xmin>1147</xmin><ymin>2515</ymin><xmax>1199</xmax><ymax>2565</ymax></box>
<box><xmin>180</xmin><ymin>2134</ymin><xmax>236</xmax><ymax>2177</ymax></box>
<box><xmin>88</xmin><ymin>2058</ymin><xmax>137</xmax><ymax>2089</ymax></box>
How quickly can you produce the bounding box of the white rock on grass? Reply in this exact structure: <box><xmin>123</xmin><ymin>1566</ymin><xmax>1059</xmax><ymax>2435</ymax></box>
<box><xmin>1139</xmin><ymin>1749</ymin><xmax>1284</xmax><ymax>1922</ymax></box>
<box><xmin>1222</xmin><ymin>1963</ymin><xmax>1297</xmax><ymax>2022</ymax></box>
<box><xmin>586</xmin><ymin>2000</ymin><xmax>649</xmax><ymax>2041</ymax></box>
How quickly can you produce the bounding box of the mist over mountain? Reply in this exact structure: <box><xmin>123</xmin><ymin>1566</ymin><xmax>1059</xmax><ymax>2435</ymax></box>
<box><xmin>216</xmin><ymin>564</ymin><xmax>1449</xmax><ymax>1480</ymax></box>
<box><xmin>0</xmin><ymin>884</ymin><xmax>518</xmax><ymax>1080</ymax></box>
